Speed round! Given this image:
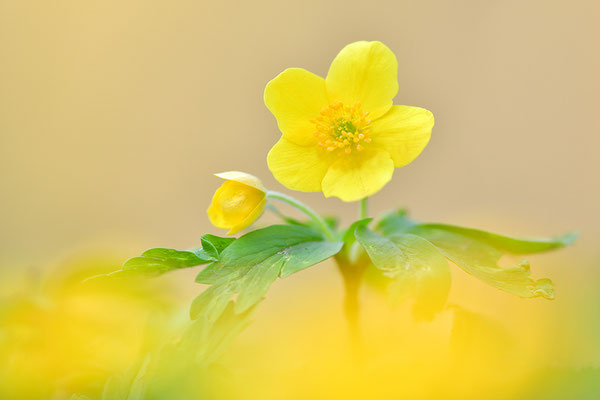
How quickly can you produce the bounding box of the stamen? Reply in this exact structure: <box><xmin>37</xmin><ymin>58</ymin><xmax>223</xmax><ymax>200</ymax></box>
<box><xmin>310</xmin><ymin>100</ymin><xmax>372</xmax><ymax>156</ymax></box>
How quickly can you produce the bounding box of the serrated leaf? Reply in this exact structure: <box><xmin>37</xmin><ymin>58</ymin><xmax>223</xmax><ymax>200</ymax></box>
<box><xmin>279</xmin><ymin>241</ymin><xmax>344</xmax><ymax>278</ymax></box>
<box><xmin>373</xmin><ymin>211</ymin><xmax>575</xmax><ymax>300</ymax></box>
<box><xmin>200</xmin><ymin>234</ymin><xmax>235</xmax><ymax>259</ymax></box>
<box><xmin>374</xmin><ymin>209</ymin><xmax>415</xmax><ymax>236</ymax></box>
<box><xmin>196</xmin><ymin>225</ymin><xmax>328</xmax><ymax>284</ymax></box>
<box><xmin>415</xmin><ymin>224</ymin><xmax>576</xmax><ymax>254</ymax></box>
<box><xmin>341</xmin><ymin>218</ymin><xmax>373</xmax><ymax>248</ymax></box>
<box><xmin>406</xmin><ymin>225</ymin><xmax>559</xmax><ymax>299</ymax></box>
<box><xmin>235</xmin><ymin>258</ymin><xmax>285</xmax><ymax>312</ymax></box>
<box><xmin>122</xmin><ymin>248</ymin><xmax>213</xmax><ymax>276</ymax></box>
<box><xmin>183</xmin><ymin>300</ymin><xmax>257</xmax><ymax>366</ymax></box>
<box><xmin>356</xmin><ymin>226</ymin><xmax>451</xmax><ymax>318</ymax></box>
<box><xmin>190</xmin><ymin>284</ymin><xmax>240</xmax><ymax>324</ymax></box>
<box><xmin>191</xmin><ymin>225</ymin><xmax>343</xmax><ymax>320</ymax></box>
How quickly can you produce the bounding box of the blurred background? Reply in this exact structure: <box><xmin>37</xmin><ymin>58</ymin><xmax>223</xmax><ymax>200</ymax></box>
<box><xmin>1</xmin><ymin>0</ymin><xmax>599</xmax><ymax>399</ymax></box>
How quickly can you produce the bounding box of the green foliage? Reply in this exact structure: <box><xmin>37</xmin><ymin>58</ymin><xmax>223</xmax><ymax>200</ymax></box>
<box><xmin>100</xmin><ymin>302</ymin><xmax>255</xmax><ymax>400</ymax></box>
<box><xmin>407</xmin><ymin>225</ymin><xmax>557</xmax><ymax>299</ymax></box>
<box><xmin>103</xmin><ymin>234</ymin><xmax>236</xmax><ymax>279</ymax></box>
<box><xmin>268</xmin><ymin>205</ymin><xmax>340</xmax><ymax>233</ymax></box>
<box><xmin>415</xmin><ymin>223</ymin><xmax>577</xmax><ymax>254</ymax></box>
<box><xmin>102</xmin><ymin>203</ymin><xmax>574</xmax><ymax>364</ymax></box>
<box><xmin>375</xmin><ymin>209</ymin><xmax>414</xmax><ymax>236</ymax></box>
<box><xmin>341</xmin><ymin>218</ymin><xmax>373</xmax><ymax>248</ymax></box>
<box><xmin>200</xmin><ymin>234</ymin><xmax>235</xmax><ymax>259</ymax></box>
<box><xmin>122</xmin><ymin>248</ymin><xmax>214</xmax><ymax>276</ymax></box>
<box><xmin>192</xmin><ymin>224</ymin><xmax>343</xmax><ymax>320</ymax></box>
<box><xmin>355</xmin><ymin>226</ymin><xmax>450</xmax><ymax>319</ymax></box>
<box><xmin>368</xmin><ymin>210</ymin><xmax>574</xmax><ymax>301</ymax></box>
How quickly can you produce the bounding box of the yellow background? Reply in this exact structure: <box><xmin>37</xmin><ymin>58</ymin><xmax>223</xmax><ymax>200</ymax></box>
<box><xmin>1</xmin><ymin>0</ymin><xmax>598</xmax><ymax>265</ymax></box>
<box><xmin>1</xmin><ymin>1</ymin><xmax>600</xmax><ymax>398</ymax></box>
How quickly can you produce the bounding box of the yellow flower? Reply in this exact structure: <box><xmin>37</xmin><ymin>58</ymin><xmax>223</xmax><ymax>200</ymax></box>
<box><xmin>207</xmin><ymin>171</ymin><xmax>267</xmax><ymax>235</ymax></box>
<box><xmin>265</xmin><ymin>41</ymin><xmax>434</xmax><ymax>202</ymax></box>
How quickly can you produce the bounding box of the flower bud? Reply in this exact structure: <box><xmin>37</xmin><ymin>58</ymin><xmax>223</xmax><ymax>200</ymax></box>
<box><xmin>207</xmin><ymin>171</ymin><xmax>267</xmax><ymax>235</ymax></box>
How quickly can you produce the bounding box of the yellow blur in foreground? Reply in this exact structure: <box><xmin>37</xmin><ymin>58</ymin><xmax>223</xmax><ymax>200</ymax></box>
<box><xmin>215</xmin><ymin>261</ymin><xmax>600</xmax><ymax>400</ymax></box>
<box><xmin>0</xmin><ymin>255</ymin><xmax>181</xmax><ymax>400</ymax></box>
<box><xmin>1</xmin><ymin>255</ymin><xmax>599</xmax><ymax>399</ymax></box>
<box><xmin>207</xmin><ymin>171</ymin><xmax>267</xmax><ymax>235</ymax></box>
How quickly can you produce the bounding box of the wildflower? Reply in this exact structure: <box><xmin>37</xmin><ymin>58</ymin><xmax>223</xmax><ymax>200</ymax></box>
<box><xmin>265</xmin><ymin>41</ymin><xmax>433</xmax><ymax>202</ymax></box>
<box><xmin>207</xmin><ymin>171</ymin><xmax>267</xmax><ymax>234</ymax></box>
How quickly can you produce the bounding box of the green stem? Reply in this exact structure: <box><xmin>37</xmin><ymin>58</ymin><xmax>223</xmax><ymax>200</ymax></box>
<box><xmin>359</xmin><ymin>197</ymin><xmax>369</xmax><ymax>219</ymax></box>
<box><xmin>335</xmin><ymin>256</ymin><xmax>364</xmax><ymax>361</ymax></box>
<box><xmin>265</xmin><ymin>203</ymin><xmax>288</xmax><ymax>222</ymax></box>
<box><xmin>266</xmin><ymin>191</ymin><xmax>336</xmax><ymax>241</ymax></box>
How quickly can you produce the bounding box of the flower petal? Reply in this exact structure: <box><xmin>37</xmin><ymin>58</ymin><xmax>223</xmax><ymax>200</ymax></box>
<box><xmin>214</xmin><ymin>171</ymin><xmax>266</xmax><ymax>192</ymax></box>
<box><xmin>321</xmin><ymin>149</ymin><xmax>394</xmax><ymax>202</ymax></box>
<box><xmin>207</xmin><ymin>181</ymin><xmax>266</xmax><ymax>231</ymax></box>
<box><xmin>369</xmin><ymin>105</ymin><xmax>434</xmax><ymax>167</ymax></box>
<box><xmin>267</xmin><ymin>138</ymin><xmax>334</xmax><ymax>192</ymax></box>
<box><xmin>229</xmin><ymin>197</ymin><xmax>267</xmax><ymax>235</ymax></box>
<box><xmin>326</xmin><ymin>41</ymin><xmax>398</xmax><ymax>120</ymax></box>
<box><xmin>264</xmin><ymin>68</ymin><xmax>329</xmax><ymax>146</ymax></box>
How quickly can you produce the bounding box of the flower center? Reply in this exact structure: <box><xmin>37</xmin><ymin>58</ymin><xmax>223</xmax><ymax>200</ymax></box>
<box><xmin>311</xmin><ymin>100</ymin><xmax>372</xmax><ymax>155</ymax></box>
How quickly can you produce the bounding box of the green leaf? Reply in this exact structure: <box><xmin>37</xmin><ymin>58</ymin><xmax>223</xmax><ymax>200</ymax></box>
<box><xmin>200</xmin><ymin>234</ymin><xmax>235</xmax><ymax>260</ymax></box>
<box><xmin>192</xmin><ymin>225</ymin><xmax>343</xmax><ymax>320</ymax></box>
<box><xmin>415</xmin><ymin>224</ymin><xmax>576</xmax><ymax>254</ymax></box>
<box><xmin>355</xmin><ymin>226</ymin><xmax>451</xmax><ymax>318</ymax></box>
<box><xmin>374</xmin><ymin>209</ymin><xmax>415</xmax><ymax>236</ymax></box>
<box><xmin>373</xmin><ymin>210</ymin><xmax>575</xmax><ymax>300</ymax></box>
<box><xmin>323</xmin><ymin>216</ymin><xmax>340</xmax><ymax>231</ymax></box>
<box><xmin>406</xmin><ymin>225</ymin><xmax>559</xmax><ymax>299</ymax></box>
<box><xmin>190</xmin><ymin>284</ymin><xmax>240</xmax><ymax>324</ymax></box>
<box><xmin>279</xmin><ymin>241</ymin><xmax>345</xmax><ymax>278</ymax></box>
<box><xmin>266</xmin><ymin>204</ymin><xmax>339</xmax><ymax>231</ymax></box>
<box><xmin>341</xmin><ymin>218</ymin><xmax>373</xmax><ymax>248</ymax></box>
<box><xmin>236</xmin><ymin>258</ymin><xmax>286</xmax><ymax>312</ymax></box>
<box><xmin>122</xmin><ymin>248</ymin><xmax>214</xmax><ymax>276</ymax></box>
<box><xmin>196</xmin><ymin>225</ymin><xmax>329</xmax><ymax>284</ymax></box>
<box><xmin>183</xmin><ymin>300</ymin><xmax>257</xmax><ymax>366</ymax></box>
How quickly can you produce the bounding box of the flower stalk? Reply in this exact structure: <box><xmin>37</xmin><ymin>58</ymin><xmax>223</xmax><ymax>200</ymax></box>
<box><xmin>267</xmin><ymin>190</ymin><xmax>365</xmax><ymax>354</ymax></box>
<box><xmin>266</xmin><ymin>191</ymin><xmax>336</xmax><ymax>241</ymax></box>
<box><xmin>335</xmin><ymin>256</ymin><xmax>364</xmax><ymax>360</ymax></box>
<box><xmin>359</xmin><ymin>197</ymin><xmax>369</xmax><ymax>219</ymax></box>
